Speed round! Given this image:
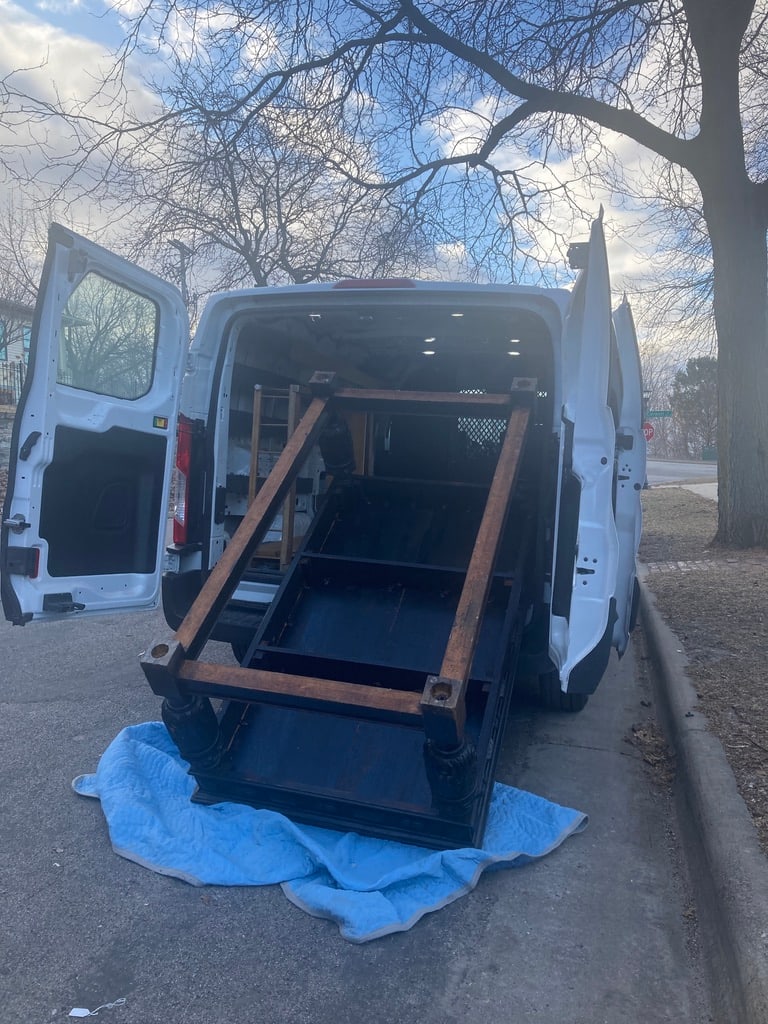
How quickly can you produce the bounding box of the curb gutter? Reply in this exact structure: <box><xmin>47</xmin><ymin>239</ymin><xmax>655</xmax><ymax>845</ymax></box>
<box><xmin>639</xmin><ymin>582</ymin><xmax>768</xmax><ymax>1024</ymax></box>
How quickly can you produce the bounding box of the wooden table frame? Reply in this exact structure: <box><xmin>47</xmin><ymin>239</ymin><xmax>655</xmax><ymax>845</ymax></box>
<box><xmin>140</xmin><ymin>373</ymin><xmax>535</xmax><ymax>838</ymax></box>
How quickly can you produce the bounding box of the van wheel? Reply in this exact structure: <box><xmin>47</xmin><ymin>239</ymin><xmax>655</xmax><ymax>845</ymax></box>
<box><xmin>539</xmin><ymin>671</ymin><xmax>589</xmax><ymax>713</ymax></box>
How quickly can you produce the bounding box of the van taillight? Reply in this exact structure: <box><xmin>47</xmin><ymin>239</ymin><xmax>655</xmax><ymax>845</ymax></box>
<box><xmin>173</xmin><ymin>415</ymin><xmax>194</xmax><ymax>545</ymax></box>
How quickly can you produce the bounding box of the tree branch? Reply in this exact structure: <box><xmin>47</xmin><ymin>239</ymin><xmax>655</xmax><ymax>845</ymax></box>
<box><xmin>401</xmin><ymin>0</ymin><xmax>696</xmax><ymax>171</ymax></box>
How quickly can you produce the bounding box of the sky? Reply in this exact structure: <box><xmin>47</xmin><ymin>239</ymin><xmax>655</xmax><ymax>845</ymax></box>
<box><xmin>0</xmin><ymin>0</ymin><xmax>161</xmax><ymax>233</ymax></box>
<box><xmin>1</xmin><ymin>0</ymin><xmax>133</xmax><ymax>169</ymax></box>
<box><xmin>0</xmin><ymin>0</ymin><xmax>712</xmax><ymax>357</ymax></box>
<box><xmin>1</xmin><ymin>0</ymin><xmax>160</xmax><ymax>124</ymax></box>
<box><xmin>8</xmin><ymin>0</ymin><xmax>126</xmax><ymax>51</ymax></box>
<box><xmin>1</xmin><ymin>1</ymin><xmax>639</xmax><ymax>235</ymax></box>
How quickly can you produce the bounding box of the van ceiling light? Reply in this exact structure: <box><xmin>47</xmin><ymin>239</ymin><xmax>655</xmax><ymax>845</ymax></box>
<box><xmin>508</xmin><ymin>338</ymin><xmax>521</xmax><ymax>345</ymax></box>
<box><xmin>508</xmin><ymin>350</ymin><xmax>521</xmax><ymax>356</ymax></box>
<box><xmin>424</xmin><ymin>336</ymin><xmax>436</xmax><ymax>344</ymax></box>
<box><xmin>309</xmin><ymin>313</ymin><xmax>321</xmax><ymax>321</ymax></box>
<box><xmin>450</xmin><ymin>312</ymin><xmax>464</xmax><ymax>318</ymax></box>
<box><xmin>423</xmin><ymin>349</ymin><xmax>436</xmax><ymax>356</ymax></box>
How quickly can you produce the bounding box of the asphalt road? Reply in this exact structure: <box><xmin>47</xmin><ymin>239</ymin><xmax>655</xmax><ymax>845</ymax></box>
<box><xmin>646</xmin><ymin>459</ymin><xmax>718</xmax><ymax>485</ymax></box>
<box><xmin>2</xmin><ymin>610</ymin><xmax>713</xmax><ymax>1023</ymax></box>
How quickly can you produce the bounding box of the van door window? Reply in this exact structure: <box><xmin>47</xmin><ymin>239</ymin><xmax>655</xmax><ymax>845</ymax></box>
<box><xmin>58</xmin><ymin>272</ymin><xmax>159</xmax><ymax>400</ymax></box>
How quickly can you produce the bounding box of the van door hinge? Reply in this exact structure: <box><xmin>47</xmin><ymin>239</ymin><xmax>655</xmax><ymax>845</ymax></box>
<box><xmin>214</xmin><ymin>486</ymin><xmax>227</xmax><ymax>525</ymax></box>
<box><xmin>4</xmin><ymin>547</ymin><xmax>38</xmax><ymax>575</ymax></box>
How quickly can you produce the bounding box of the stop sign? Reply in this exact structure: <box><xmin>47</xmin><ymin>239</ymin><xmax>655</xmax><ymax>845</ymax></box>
<box><xmin>643</xmin><ymin>421</ymin><xmax>654</xmax><ymax>442</ymax></box>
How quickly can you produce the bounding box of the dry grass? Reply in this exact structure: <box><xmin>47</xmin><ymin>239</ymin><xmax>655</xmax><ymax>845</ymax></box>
<box><xmin>640</xmin><ymin>487</ymin><xmax>768</xmax><ymax>852</ymax></box>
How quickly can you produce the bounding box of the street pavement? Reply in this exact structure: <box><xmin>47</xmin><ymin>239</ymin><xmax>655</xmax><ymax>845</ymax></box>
<box><xmin>646</xmin><ymin>459</ymin><xmax>718</xmax><ymax>501</ymax></box>
<box><xmin>646</xmin><ymin>459</ymin><xmax>717</xmax><ymax>486</ymax></box>
<box><xmin>1</xmin><ymin>608</ymin><xmax>714</xmax><ymax>1023</ymax></box>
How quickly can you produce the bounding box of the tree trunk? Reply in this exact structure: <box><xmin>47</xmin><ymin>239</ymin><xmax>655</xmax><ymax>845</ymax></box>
<box><xmin>703</xmin><ymin>186</ymin><xmax>768</xmax><ymax>547</ymax></box>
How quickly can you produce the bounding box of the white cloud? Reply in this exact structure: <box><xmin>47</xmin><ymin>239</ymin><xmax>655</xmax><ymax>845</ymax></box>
<box><xmin>431</xmin><ymin>95</ymin><xmax>698</xmax><ymax>345</ymax></box>
<box><xmin>35</xmin><ymin>0</ymin><xmax>85</xmax><ymax>13</ymax></box>
<box><xmin>0</xmin><ymin>0</ymin><xmax>165</xmax><ymax>254</ymax></box>
<box><xmin>33</xmin><ymin>0</ymin><xmax>88</xmax><ymax>13</ymax></box>
<box><xmin>0</xmin><ymin>0</ymin><xmax>157</xmax><ymax>144</ymax></box>
<box><xmin>0</xmin><ymin>2</ymin><xmax>108</xmax><ymax>94</ymax></box>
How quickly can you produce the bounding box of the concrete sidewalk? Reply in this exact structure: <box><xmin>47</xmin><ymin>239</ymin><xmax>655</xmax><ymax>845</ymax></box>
<box><xmin>681</xmin><ymin>482</ymin><xmax>718</xmax><ymax>501</ymax></box>
<box><xmin>640</xmin><ymin>585</ymin><xmax>768</xmax><ymax>1023</ymax></box>
<box><xmin>652</xmin><ymin>482</ymin><xmax>718</xmax><ymax>501</ymax></box>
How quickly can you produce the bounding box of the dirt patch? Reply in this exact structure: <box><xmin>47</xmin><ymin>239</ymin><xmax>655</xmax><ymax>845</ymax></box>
<box><xmin>625</xmin><ymin>717</ymin><xmax>676</xmax><ymax>790</ymax></box>
<box><xmin>640</xmin><ymin>487</ymin><xmax>768</xmax><ymax>853</ymax></box>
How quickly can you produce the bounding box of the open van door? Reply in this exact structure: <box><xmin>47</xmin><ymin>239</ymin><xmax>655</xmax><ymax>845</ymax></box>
<box><xmin>611</xmin><ymin>298</ymin><xmax>646</xmax><ymax>654</ymax></box>
<box><xmin>549</xmin><ymin>212</ymin><xmax>620</xmax><ymax>691</ymax></box>
<box><xmin>1</xmin><ymin>224</ymin><xmax>188</xmax><ymax>624</ymax></box>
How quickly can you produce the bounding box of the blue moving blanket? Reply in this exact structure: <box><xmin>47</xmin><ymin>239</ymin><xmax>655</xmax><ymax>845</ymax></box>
<box><xmin>73</xmin><ymin>722</ymin><xmax>587</xmax><ymax>942</ymax></box>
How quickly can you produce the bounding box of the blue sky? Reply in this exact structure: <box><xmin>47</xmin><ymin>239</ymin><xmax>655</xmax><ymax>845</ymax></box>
<box><xmin>0</xmin><ymin>0</ymin><xmax>683</xmax><ymax>337</ymax></box>
<box><xmin>9</xmin><ymin>0</ymin><xmax>126</xmax><ymax>50</ymax></box>
<box><xmin>0</xmin><ymin>0</ymin><xmax>157</xmax><ymax>220</ymax></box>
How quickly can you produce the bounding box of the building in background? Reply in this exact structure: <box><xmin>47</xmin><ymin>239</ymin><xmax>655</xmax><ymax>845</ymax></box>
<box><xmin>0</xmin><ymin>299</ymin><xmax>33</xmax><ymax>405</ymax></box>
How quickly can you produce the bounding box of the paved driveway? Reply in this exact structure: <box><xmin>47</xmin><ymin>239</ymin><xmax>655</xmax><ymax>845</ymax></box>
<box><xmin>2</xmin><ymin>610</ymin><xmax>711</xmax><ymax>1023</ymax></box>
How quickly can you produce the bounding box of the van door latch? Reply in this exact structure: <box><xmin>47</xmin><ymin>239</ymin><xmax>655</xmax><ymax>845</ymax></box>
<box><xmin>2</xmin><ymin>514</ymin><xmax>31</xmax><ymax>533</ymax></box>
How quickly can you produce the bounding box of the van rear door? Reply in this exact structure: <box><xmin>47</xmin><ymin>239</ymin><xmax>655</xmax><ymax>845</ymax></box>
<box><xmin>549</xmin><ymin>213</ymin><xmax>620</xmax><ymax>689</ymax></box>
<box><xmin>611</xmin><ymin>298</ymin><xmax>645</xmax><ymax>654</ymax></box>
<box><xmin>1</xmin><ymin>224</ymin><xmax>188</xmax><ymax>623</ymax></box>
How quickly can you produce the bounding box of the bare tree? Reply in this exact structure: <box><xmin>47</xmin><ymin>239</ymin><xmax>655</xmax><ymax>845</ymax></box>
<box><xmin>115</xmin><ymin>100</ymin><xmax>434</xmax><ymax>298</ymax></box>
<box><xmin>0</xmin><ymin>199</ymin><xmax>47</xmax><ymax>308</ymax></box>
<box><xmin>362</xmin><ymin>0</ymin><xmax>765</xmax><ymax>547</ymax></box>
<box><xmin>638</xmin><ymin>337</ymin><xmax>678</xmax><ymax>458</ymax></box>
<box><xmin>5</xmin><ymin>0</ymin><xmax>768</xmax><ymax>544</ymax></box>
<box><xmin>611</xmin><ymin>159</ymin><xmax>716</xmax><ymax>355</ymax></box>
<box><xmin>2</xmin><ymin>32</ymin><xmax>433</xmax><ymax>309</ymax></box>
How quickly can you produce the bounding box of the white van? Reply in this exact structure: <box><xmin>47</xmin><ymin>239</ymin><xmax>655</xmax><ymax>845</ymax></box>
<box><xmin>0</xmin><ymin>213</ymin><xmax>645</xmax><ymax>845</ymax></box>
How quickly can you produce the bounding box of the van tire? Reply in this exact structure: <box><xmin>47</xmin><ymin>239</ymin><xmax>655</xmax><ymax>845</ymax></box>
<box><xmin>539</xmin><ymin>670</ymin><xmax>589</xmax><ymax>713</ymax></box>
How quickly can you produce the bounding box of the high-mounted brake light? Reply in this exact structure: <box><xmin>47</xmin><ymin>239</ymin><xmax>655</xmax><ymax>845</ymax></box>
<box><xmin>332</xmin><ymin>278</ymin><xmax>417</xmax><ymax>289</ymax></box>
<box><xmin>173</xmin><ymin>415</ymin><xmax>193</xmax><ymax>545</ymax></box>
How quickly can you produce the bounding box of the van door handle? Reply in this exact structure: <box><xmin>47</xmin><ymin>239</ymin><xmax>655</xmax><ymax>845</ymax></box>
<box><xmin>19</xmin><ymin>431</ymin><xmax>42</xmax><ymax>460</ymax></box>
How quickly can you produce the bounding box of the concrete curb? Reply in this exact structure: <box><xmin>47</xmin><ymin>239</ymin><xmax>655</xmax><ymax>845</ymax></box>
<box><xmin>639</xmin><ymin>582</ymin><xmax>768</xmax><ymax>1023</ymax></box>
